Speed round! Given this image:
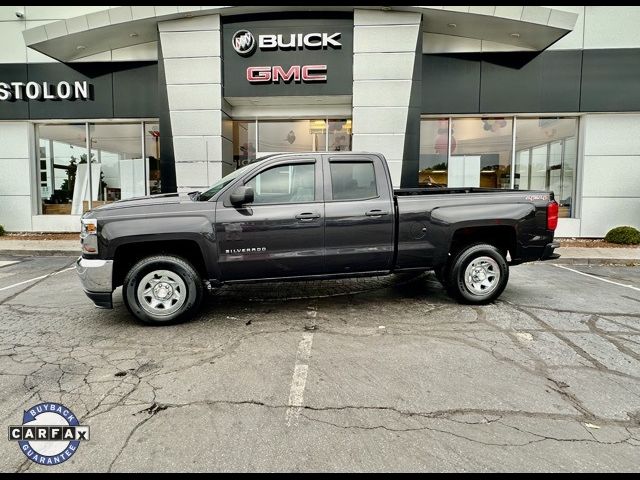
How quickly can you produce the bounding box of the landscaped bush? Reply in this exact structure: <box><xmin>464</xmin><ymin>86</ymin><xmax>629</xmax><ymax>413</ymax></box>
<box><xmin>604</xmin><ymin>226</ymin><xmax>640</xmax><ymax>245</ymax></box>
<box><xmin>0</xmin><ymin>224</ymin><xmax>5</xmax><ymax>236</ymax></box>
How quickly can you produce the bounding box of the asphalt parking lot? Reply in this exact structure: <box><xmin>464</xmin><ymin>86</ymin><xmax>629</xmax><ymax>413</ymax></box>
<box><xmin>0</xmin><ymin>255</ymin><xmax>639</xmax><ymax>472</ymax></box>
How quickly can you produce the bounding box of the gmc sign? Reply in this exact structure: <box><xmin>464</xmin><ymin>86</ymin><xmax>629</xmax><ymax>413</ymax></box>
<box><xmin>247</xmin><ymin>65</ymin><xmax>327</xmax><ymax>83</ymax></box>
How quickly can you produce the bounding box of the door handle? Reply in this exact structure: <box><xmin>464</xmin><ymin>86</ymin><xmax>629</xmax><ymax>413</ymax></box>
<box><xmin>365</xmin><ymin>209</ymin><xmax>389</xmax><ymax>217</ymax></box>
<box><xmin>295</xmin><ymin>212</ymin><xmax>321</xmax><ymax>221</ymax></box>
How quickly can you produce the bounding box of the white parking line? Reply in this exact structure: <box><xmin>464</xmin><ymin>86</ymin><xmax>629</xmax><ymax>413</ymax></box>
<box><xmin>0</xmin><ymin>266</ymin><xmax>76</xmax><ymax>292</ymax></box>
<box><xmin>554</xmin><ymin>264</ymin><xmax>640</xmax><ymax>292</ymax></box>
<box><xmin>0</xmin><ymin>261</ymin><xmax>19</xmax><ymax>268</ymax></box>
<box><xmin>285</xmin><ymin>332</ymin><xmax>314</xmax><ymax>426</ymax></box>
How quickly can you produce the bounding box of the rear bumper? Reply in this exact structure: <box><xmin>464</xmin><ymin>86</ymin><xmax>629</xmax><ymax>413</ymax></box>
<box><xmin>75</xmin><ymin>257</ymin><xmax>113</xmax><ymax>309</ymax></box>
<box><xmin>539</xmin><ymin>241</ymin><xmax>561</xmax><ymax>261</ymax></box>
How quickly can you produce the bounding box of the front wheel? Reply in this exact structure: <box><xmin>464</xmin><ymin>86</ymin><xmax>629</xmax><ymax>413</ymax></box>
<box><xmin>123</xmin><ymin>255</ymin><xmax>203</xmax><ymax>325</ymax></box>
<box><xmin>445</xmin><ymin>243</ymin><xmax>509</xmax><ymax>304</ymax></box>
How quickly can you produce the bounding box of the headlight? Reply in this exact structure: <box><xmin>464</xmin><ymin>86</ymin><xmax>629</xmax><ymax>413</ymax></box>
<box><xmin>80</xmin><ymin>218</ymin><xmax>98</xmax><ymax>254</ymax></box>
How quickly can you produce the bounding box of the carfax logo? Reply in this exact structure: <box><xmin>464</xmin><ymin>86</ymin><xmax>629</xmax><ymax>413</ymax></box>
<box><xmin>8</xmin><ymin>402</ymin><xmax>89</xmax><ymax>466</ymax></box>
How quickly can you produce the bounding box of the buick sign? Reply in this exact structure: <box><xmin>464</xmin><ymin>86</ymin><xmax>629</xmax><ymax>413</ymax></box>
<box><xmin>232</xmin><ymin>30</ymin><xmax>257</xmax><ymax>57</ymax></box>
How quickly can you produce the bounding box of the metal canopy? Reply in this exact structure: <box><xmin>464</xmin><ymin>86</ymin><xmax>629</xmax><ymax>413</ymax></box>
<box><xmin>22</xmin><ymin>6</ymin><xmax>578</xmax><ymax>62</ymax></box>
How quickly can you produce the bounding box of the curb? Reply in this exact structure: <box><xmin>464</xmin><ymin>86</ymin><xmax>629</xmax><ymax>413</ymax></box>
<box><xmin>0</xmin><ymin>249</ymin><xmax>79</xmax><ymax>257</ymax></box>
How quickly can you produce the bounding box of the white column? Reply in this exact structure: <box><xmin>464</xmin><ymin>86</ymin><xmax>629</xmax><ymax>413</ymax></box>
<box><xmin>352</xmin><ymin>10</ymin><xmax>422</xmax><ymax>187</ymax></box>
<box><xmin>159</xmin><ymin>14</ymin><xmax>233</xmax><ymax>192</ymax></box>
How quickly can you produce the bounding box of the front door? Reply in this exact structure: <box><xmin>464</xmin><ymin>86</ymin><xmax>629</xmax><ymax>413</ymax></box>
<box><xmin>215</xmin><ymin>157</ymin><xmax>324</xmax><ymax>281</ymax></box>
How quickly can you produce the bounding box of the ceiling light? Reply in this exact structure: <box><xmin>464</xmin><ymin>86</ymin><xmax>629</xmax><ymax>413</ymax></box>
<box><xmin>381</xmin><ymin>6</ymin><xmax>391</xmax><ymax>11</ymax></box>
<box><xmin>129</xmin><ymin>32</ymin><xmax>138</xmax><ymax>38</ymax></box>
<box><xmin>447</xmin><ymin>23</ymin><xmax>457</xmax><ymax>28</ymax></box>
<box><xmin>76</xmin><ymin>45</ymin><xmax>86</xmax><ymax>50</ymax></box>
<box><xmin>510</xmin><ymin>32</ymin><xmax>520</xmax><ymax>38</ymax></box>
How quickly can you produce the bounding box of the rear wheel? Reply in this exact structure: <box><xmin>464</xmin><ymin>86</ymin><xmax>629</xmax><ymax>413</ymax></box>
<box><xmin>445</xmin><ymin>243</ymin><xmax>509</xmax><ymax>304</ymax></box>
<box><xmin>123</xmin><ymin>255</ymin><xmax>203</xmax><ymax>325</ymax></box>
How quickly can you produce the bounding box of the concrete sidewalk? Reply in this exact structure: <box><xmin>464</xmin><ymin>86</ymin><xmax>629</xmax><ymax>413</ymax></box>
<box><xmin>0</xmin><ymin>238</ymin><xmax>638</xmax><ymax>265</ymax></box>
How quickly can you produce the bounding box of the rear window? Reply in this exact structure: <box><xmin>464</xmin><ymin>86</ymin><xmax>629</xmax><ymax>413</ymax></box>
<box><xmin>330</xmin><ymin>162</ymin><xmax>377</xmax><ymax>201</ymax></box>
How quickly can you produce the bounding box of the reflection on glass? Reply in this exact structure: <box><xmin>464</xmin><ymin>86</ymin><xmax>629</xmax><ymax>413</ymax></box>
<box><xmin>89</xmin><ymin>123</ymin><xmax>143</xmax><ymax>208</ymax></box>
<box><xmin>418</xmin><ymin>118</ymin><xmax>449</xmax><ymax>186</ymax></box>
<box><xmin>330</xmin><ymin>162</ymin><xmax>377</xmax><ymax>200</ymax></box>
<box><xmin>450</xmin><ymin>118</ymin><xmax>513</xmax><ymax>188</ymax></box>
<box><xmin>37</xmin><ymin>124</ymin><xmax>88</xmax><ymax>215</ymax></box>
<box><xmin>327</xmin><ymin>119</ymin><xmax>352</xmax><ymax>151</ymax></box>
<box><xmin>145</xmin><ymin>123</ymin><xmax>161</xmax><ymax>195</ymax></box>
<box><xmin>515</xmin><ymin>117</ymin><xmax>578</xmax><ymax>217</ymax></box>
<box><xmin>233</xmin><ymin>121</ymin><xmax>257</xmax><ymax>168</ymax></box>
<box><xmin>258</xmin><ymin>120</ymin><xmax>315</xmax><ymax>153</ymax></box>
<box><xmin>247</xmin><ymin>163</ymin><xmax>315</xmax><ymax>204</ymax></box>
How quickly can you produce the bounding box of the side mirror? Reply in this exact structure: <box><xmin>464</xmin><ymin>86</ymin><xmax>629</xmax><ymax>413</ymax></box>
<box><xmin>230</xmin><ymin>186</ymin><xmax>254</xmax><ymax>206</ymax></box>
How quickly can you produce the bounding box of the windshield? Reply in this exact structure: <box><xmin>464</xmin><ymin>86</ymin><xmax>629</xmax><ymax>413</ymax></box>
<box><xmin>197</xmin><ymin>161</ymin><xmax>258</xmax><ymax>201</ymax></box>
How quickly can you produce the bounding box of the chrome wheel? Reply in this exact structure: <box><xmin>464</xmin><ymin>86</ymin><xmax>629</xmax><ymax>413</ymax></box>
<box><xmin>137</xmin><ymin>269</ymin><xmax>187</xmax><ymax>317</ymax></box>
<box><xmin>463</xmin><ymin>256</ymin><xmax>500</xmax><ymax>297</ymax></box>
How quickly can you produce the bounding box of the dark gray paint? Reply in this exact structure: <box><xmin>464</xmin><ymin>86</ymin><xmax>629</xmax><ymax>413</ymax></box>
<box><xmin>27</xmin><ymin>63</ymin><xmax>113</xmax><ymax>119</ymax></box>
<box><xmin>0</xmin><ymin>64</ymin><xmax>29</xmax><ymax>119</ymax></box>
<box><xmin>480</xmin><ymin>50</ymin><xmax>582</xmax><ymax>113</ymax></box>
<box><xmin>83</xmin><ymin>152</ymin><xmax>556</xmax><ymax>296</ymax></box>
<box><xmin>580</xmin><ymin>48</ymin><xmax>640</xmax><ymax>112</ymax></box>
<box><xmin>222</xmin><ymin>17</ymin><xmax>353</xmax><ymax>97</ymax></box>
<box><xmin>113</xmin><ymin>62</ymin><xmax>159</xmax><ymax>118</ymax></box>
<box><xmin>400</xmin><ymin>25</ymin><xmax>423</xmax><ymax>189</ymax></box>
<box><xmin>157</xmin><ymin>39</ymin><xmax>177</xmax><ymax>193</ymax></box>
<box><xmin>422</xmin><ymin>53</ymin><xmax>481</xmax><ymax>114</ymax></box>
<box><xmin>422</xmin><ymin>50</ymin><xmax>585</xmax><ymax>114</ymax></box>
<box><xmin>0</xmin><ymin>62</ymin><xmax>158</xmax><ymax>120</ymax></box>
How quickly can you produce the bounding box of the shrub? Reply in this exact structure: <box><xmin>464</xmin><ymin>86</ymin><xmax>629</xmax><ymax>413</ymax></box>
<box><xmin>604</xmin><ymin>226</ymin><xmax>640</xmax><ymax>245</ymax></box>
<box><xmin>0</xmin><ymin>224</ymin><xmax>4</xmax><ymax>236</ymax></box>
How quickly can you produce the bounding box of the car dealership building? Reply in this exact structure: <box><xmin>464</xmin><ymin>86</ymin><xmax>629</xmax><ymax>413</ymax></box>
<box><xmin>0</xmin><ymin>5</ymin><xmax>639</xmax><ymax>237</ymax></box>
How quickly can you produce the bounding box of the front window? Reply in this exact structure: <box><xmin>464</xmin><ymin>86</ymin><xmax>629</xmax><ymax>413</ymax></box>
<box><xmin>246</xmin><ymin>163</ymin><xmax>315</xmax><ymax>204</ymax></box>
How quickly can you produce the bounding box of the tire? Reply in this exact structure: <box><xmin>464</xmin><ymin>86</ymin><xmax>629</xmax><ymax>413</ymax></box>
<box><xmin>445</xmin><ymin>243</ymin><xmax>509</xmax><ymax>305</ymax></box>
<box><xmin>122</xmin><ymin>255</ymin><xmax>203</xmax><ymax>325</ymax></box>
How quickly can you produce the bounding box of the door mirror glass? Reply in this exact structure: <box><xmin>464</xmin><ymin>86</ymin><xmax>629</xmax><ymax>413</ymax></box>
<box><xmin>230</xmin><ymin>186</ymin><xmax>254</xmax><ymax>206</ymax></box>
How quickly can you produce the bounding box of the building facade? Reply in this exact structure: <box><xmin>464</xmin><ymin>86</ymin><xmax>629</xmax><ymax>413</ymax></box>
<box><xmin>0</xmin><ymin>6</ymin><xmax>639</xmax><ymax>237</ymax></box>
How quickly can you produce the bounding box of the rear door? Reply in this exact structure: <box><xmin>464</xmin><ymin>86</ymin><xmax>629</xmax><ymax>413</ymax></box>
<box><xmin>215</xmin><ymin>156</ymin><xmax>325</xmax><ymax>280</ymax></box>
<box><xmin>323</xmin><ymin>154</ymin><xmax>395</xmax><ymax>274</ymax></box>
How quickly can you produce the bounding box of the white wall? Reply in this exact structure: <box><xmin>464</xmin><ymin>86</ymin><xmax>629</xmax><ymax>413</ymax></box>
<box><xmin>578</xmin><ymin>114</ymin><xmax>640</xmax><ymax>237</ymax></box>
<box><xmin>0</xmin><ymin>122</ymin><xmax>34</xmax><ymax>231</ymax></box>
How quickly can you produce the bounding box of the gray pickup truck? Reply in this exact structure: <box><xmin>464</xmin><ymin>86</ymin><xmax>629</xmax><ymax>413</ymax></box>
<box><xmin>76</xmin><ymin>152</ymin><xmax>560</xmax><ymax>325</ymax></box>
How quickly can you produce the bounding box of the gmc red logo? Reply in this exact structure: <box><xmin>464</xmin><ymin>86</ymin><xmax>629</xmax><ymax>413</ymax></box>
<box><xmin>247</xmin><ymin>65</ymin><xmax>327</xmax><ymax>83</ymax></box>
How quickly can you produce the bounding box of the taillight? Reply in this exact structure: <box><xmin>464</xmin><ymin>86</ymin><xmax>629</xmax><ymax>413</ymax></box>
<box><xmin>547</xmin><ymin>201</ymin><xmax>559</xmax><ymax>231</ymax></box>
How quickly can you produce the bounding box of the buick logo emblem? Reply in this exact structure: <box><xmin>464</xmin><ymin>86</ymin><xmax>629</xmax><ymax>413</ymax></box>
<box><xmin>232</xmin><ymin>30</ymin><xmax>256</xmax><ymax>57</ymax></box>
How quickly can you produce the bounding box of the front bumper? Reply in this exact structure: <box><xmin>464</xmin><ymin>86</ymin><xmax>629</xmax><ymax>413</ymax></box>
<box><xmin>75</xmin><ymin>257</ymin><xmax>114</xmax><ymax>309</ymax></box>
<box><xmin>540</xmin><ymin>241</ymin><xmax>561</xmax><ymax>261</ymax></box>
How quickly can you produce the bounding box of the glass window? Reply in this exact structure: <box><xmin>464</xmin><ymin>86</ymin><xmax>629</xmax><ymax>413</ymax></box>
<box><xmin>247</xmin><ymin>163</ymin><xmax>315</xmax><ymax>204</ymax></box>
<box><xmin>36</xmin><ymin>121</ymin><xmax>159</xmax><ymax>215</ymax></box>
<box><xmin>258</xmin><ymin>120</ymin><xmax>316</xmax><ymax>153</ymax></box>
<box><xmin>232</xmin><ymin>121</ymin><xmax>257</xmax><ymax>168</ymax></box>
<box><xmin>327</xmin><ymin>119</ymin><xmax>352</xmax><ymax>152</ymax></box>
<box><xmin>515</xmin><ymin>117</ymin><xmax>578</xmax><ymax>217</ymax></box>
<box><xmin>450</xmin><ymin>118</ymin><xmax>513</xmax><ymax>188</ymax></box>
<box><xmin>37</xmin><ymin>124</ymin><xmax>88</xmax><ymax>215</ymax></box>
<box><xmin>89</xmin><ymin>123</ymin><xmax>144</xmax><ymax>208</ymax></box>
<box><xmin>145</xmin><ymin>122</ymin><xmax>161</xmax><ymax>195</ymax></box>
<box><xmin>419</xmin><ymin>118</ymin><xmax>449</xmax><ymax>187</ymax></box>
<box><xmin>249</xmin><ymin>119</ymin><xmax>353</xmax><ymax>156</ymax></box>
<box><xmin>330</xmin><ymin>162</ymin><xmax>377</xmax><ymax>201</ymax></box>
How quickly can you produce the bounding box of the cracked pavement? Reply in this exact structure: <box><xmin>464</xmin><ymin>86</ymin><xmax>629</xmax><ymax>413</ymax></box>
<box><xmin>0</xmin><ymin>255</ymin><xmax>639</xmax><ymax>472</ymax></box>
